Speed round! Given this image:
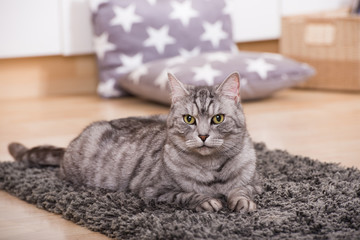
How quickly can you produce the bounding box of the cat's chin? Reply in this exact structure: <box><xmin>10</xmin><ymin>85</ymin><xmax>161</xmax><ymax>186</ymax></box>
<box><xmin>195</xmin><ymin>146</ymin><xmax>216</xmax><ymax>156</ymax></box>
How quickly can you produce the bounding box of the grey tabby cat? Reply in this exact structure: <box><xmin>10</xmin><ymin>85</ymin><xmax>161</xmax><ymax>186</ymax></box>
<box><xmin>8</xmin><ymin>72</ymin><xmax>261</xmax><ymax>212</ymax></box>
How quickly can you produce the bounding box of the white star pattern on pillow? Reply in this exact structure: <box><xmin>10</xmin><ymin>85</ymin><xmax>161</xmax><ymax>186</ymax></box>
<box><xmin>166</xmin><ymin>48</ymin><xmax>201</xmax><ymax>66</ymax></box>
<box><xmin>121</xmin><ymin>50</ymin><xmax>314</xmax><ymax>104</ymax></box>
<box><xmin>129</xmin><ymin>65</ymin><xmax>149</xmax><ymax>84</ymax></box>
<box><xmin>147</xmin><ymin>0</ymin><xmax>157</xmax><ymax>5</ymax></box>
<box><xmin>170</xmin><ymin>0</ymin><xmax>199</xmax><ymax>27</ymax></box>
<box><xmin>144</xmin><ymin>25</ymin><xmax>176</xmax><ymax>54</ymax></box>
<box><xmin>97</xmin><ymin>78</ymin><xmax>121</xmax><ymax>98</ymax></box>
<box><xmin>93</xmin><ymin>32</ymin><xmax>116</xmax><ymax>60</ymax></box>
<box><xmin>205</xmin><ymin>51</ymin><xmax>231</xmax><ymax>63</ymax></box>
<box><xmin>223</xmin><ymin>0</ymin><xmax>235</xmax><ymax>15</ymax></box>
<box><xmin>116</xmin><ymin>53</ymin><xmax>143</xmax><ymax>74</ymax></box>
<box><xmin>200</xmin><ymin>21</ymin><xmax>228</xmax><ymax>48</ymax></box>
<box><xmin>155</xmin><ymin>67</ymin><xmax>179</xmax><ymax>89</ymax></box>
<box><xmin>110</xmin><ymin>5</ymin><xmax>143</xmax><ymax>32</ymax></box>
<box><xmin>166</xmin><ymin>56</ymin><xmax>187</xmax><ymax>66</ymax></box>
<box><xmin>91</xmin><ymin>0</ymin><xmax>236</xmax><ymax>97</ymax></box>
<box><xmin>246</xmin><ymin>58</ymin><xmax>276</xmax><ymax>79</ymax></box>
<box><xmin>192</xmin><ymin>63</ymin><xmax>222</xmax><ymax>85</ymax></box>
<box><xmin>262</xmin><ymin>53</ymin><xmax>284</xmax><ymax>61</ymax></box>
<box><xmin>179</xmin><ymin>47</ymin><xmax>201</xmax><ymax>58</ymax></box>
<box><xmin>92</xmin><ymin>0</ymin><xmax>232</xmax><ymax>72</ymax></box>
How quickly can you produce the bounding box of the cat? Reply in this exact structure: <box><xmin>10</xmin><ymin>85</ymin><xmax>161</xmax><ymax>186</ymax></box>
<box><xmin>8</xmin><ymin>72</ymin><xmax>261</xmax><ymax>212</ymax></box>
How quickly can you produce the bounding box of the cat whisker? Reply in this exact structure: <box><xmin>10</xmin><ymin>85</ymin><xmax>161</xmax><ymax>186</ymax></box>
<box><xmin>217</xmin><ymin>143</ymin><xmax>244</xmax><ymax>156</ymax></box>
<box><xmin>208</xmin><ymin>139</ymin><xmax>224</xmax><ymax>147</ymax></box>
<box><xmin>185</xmin><ymin>139</ymin><xmax>200</xmax><ymax>148</ymax></box>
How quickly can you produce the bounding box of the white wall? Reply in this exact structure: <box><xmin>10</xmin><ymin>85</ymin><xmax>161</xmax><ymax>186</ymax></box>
<box><xmin>228</xmin><ymin>0</ymin><xmax>281</xmax><ymax>42</ymax></box>
<box><xmin>0</xmin><ymin>0</ymin><xmax>353</xmax><ymax>58</ymax></box>
<box><xmin>60</xmin><ymin>0</ymin><xmax>94</xmax><ymax>56</ymax></box>
<box><xmin>229</xmin><ymin>0</ymin><xmax>353</xmax><ymax>42</ymax></box>
<box><xmin>0</xmin><ymin>0</ymin><xmax>61</xmax><ymax>58</ymax></box>
<box><xmin>281</xmin><ymin>0</ymin><xmax>353</xmax><ymax>16</ymax></box>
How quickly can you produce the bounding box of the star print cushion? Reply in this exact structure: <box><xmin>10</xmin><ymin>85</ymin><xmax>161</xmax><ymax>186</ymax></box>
<box><xmin>90</xmin><ymin>0</ymin><xmax>236</xmax><ymax>98</ymax></box>
<box><xmin>119</xmin><ymin>51</ymin><xmax>315</xmax><ymax>104</ymax></box>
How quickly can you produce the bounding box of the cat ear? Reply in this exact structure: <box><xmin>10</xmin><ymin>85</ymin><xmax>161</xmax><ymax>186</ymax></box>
<box><xmin>168</xmin><ymin>73</ymin><xmax>189</xmax><ymax>102</ymax></box>
<box><xmin>216</xmin><ymin>72</ymin><xmax>241</xmax><ymax>103</ymax></box>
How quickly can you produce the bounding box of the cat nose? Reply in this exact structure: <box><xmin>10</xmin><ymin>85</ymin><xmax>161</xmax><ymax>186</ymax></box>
<box><xmin>198</xmin><ymin>135</ymin><xmax>209</xmax><ymax>142</ymax></box>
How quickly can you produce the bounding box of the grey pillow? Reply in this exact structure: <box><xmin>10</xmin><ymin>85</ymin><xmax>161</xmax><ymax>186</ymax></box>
<box><xmin>91</xmin><ymin>0</ymin><xmax>236</xmax><ymax>97</ymax></box>
<box><xmin>119</xmin><ymin>51</ymin><xmax>315</xmax><ymax>104</ymax></box>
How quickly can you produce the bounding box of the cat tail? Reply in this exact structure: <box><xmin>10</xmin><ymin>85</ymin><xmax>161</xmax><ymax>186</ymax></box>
<box><xmin>8</xmin><ymin>142</ymin><xmax>65</xmax><ymax>167</ymax></box>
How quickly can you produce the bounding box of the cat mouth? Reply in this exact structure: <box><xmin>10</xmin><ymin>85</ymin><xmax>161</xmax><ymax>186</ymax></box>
<box><xmin>198</xmin><ymin>145</ymin><xmax>213</xmax><ymax>149</ymax></box>
<box><xmin>196</xmin><ymin>145</ymin><xmax>216</xmax><ymax>156</ymax></box>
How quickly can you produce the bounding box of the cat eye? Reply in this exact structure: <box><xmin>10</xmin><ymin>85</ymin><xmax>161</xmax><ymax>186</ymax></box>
<box><xmin>212</xmin><ymin>114</ymin><xmax>225</xmax><ymax>124</ymax></box>
<box><xmin>183</xmin><ymin>115</ymin><xmax>196</xmax><ymax>125</ymax></box>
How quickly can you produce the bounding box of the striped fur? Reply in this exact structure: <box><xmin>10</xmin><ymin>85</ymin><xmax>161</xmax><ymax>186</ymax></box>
<box><xmin>8</xmin><ymin>72</ymin><xmax>261</xmax><ymax>212</ymax></box>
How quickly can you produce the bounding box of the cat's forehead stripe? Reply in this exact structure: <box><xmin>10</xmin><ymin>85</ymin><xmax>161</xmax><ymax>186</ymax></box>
<box><xmin>191</xmin><ymin>102</ymin><xmax>198</xmax><ymax>116</ymax></box>
<box><xmin>194</xmin><ymin>88</ymin><xmax>214</xmax><ymax>115</ymax></box>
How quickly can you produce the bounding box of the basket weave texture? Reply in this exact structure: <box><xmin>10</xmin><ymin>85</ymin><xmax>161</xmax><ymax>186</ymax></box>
<box><xmin>280</xmin><ymin>11</ymin><xmax>360</xmax><ymax>91</ymax></box>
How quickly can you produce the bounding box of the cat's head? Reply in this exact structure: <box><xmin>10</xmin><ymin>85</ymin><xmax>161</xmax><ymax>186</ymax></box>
<box><xmin>167</xmin><ymin>72</ymin><xmax>247</xmax><ymax>157</ymax></box>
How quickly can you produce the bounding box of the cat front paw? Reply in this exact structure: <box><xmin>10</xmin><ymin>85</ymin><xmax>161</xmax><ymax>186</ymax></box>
<box><xmin>196</xmin><ymin>198</ymin><xmax>223</xmax><ymax>212</ymax></box>
<box><xmin>228</xmin><ymin>196</ymin><xmax>256</xmax><ymax>212</ymax></box>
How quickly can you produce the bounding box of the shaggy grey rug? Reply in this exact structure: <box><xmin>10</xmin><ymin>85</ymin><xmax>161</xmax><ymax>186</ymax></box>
<box><xmin>0</xmin><ymin>143</ymin><xmax>359</xmax><ymax>239</ymax></box>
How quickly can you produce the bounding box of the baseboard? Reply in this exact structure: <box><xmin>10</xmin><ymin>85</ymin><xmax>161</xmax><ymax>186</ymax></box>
<box><xmin>0</xmin><ymin>55</ymin><xmax>98</xmax><ymax>100</ymax></box>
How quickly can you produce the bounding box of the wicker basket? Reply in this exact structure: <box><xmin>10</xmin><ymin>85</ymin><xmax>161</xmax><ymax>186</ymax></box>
<box><xmin>280</xmin><ymin>10</ymin><xmax>360</xmax><ymax>91</ymax></box>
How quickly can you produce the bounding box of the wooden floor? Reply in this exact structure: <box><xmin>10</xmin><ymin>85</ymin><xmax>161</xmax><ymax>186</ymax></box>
<box><xmin>0</xmin><ymin>89</ymin><xmax>359</xmax><ymax>239</ymax></box>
